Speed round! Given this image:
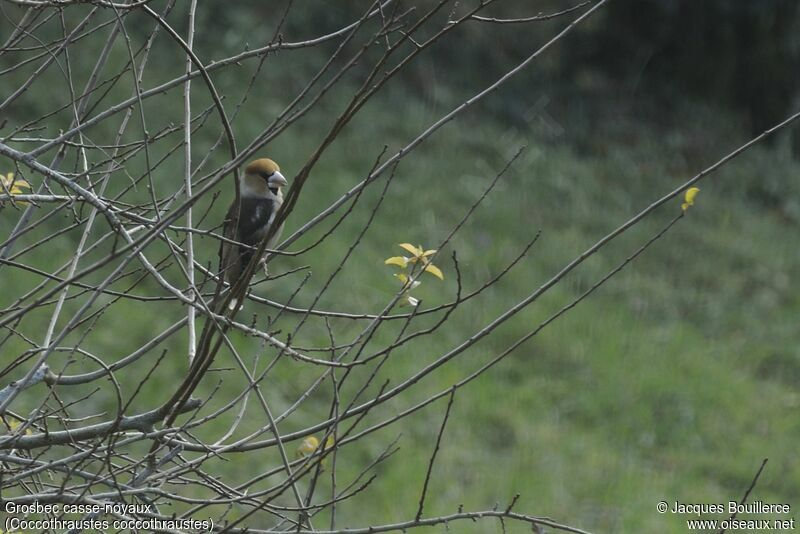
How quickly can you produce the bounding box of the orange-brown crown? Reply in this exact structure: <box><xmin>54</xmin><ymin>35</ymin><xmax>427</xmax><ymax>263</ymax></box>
<box><xmin>245</xmin><ymin>158</ymin><xmax>280</xmax><ymax>176</ymax></box>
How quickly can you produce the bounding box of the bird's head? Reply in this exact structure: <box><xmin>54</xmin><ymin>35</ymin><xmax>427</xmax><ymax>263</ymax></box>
<box><xmin>242</xmin><ymin>158</ymin><xmax>288</xmax><ymax>197</ymax></box>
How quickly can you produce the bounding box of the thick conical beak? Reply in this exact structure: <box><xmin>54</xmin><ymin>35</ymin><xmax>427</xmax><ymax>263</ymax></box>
<box><xmin>268</xmin><ymin>171</ymin><xmax>288</xmax><ymax>188</ymax></box>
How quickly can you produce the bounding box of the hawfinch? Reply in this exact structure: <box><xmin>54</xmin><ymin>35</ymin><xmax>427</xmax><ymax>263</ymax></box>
<box><xmin>221</xmin><ymin>158</ymin><xmax>288</xmax><ymax>288</ymax></box>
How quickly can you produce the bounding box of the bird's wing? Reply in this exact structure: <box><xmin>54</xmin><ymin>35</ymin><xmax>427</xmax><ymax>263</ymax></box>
<box><xmin>219</xmin><ymin>200</ymin><xmax>241</xmax><ymax>285</ymax></box>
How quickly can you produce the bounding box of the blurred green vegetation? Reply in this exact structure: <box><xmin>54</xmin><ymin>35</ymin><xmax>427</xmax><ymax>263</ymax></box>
<box><xmin>1</xmin><ymin>2</ymin><xmax>799</xmax><ymax>532</ymax></box>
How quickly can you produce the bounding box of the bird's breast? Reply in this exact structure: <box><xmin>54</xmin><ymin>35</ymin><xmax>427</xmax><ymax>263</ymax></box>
<box><xmin>238</xmin><ymin>196</ymin><xmax>280</xmax><ymax>243</ymax></box>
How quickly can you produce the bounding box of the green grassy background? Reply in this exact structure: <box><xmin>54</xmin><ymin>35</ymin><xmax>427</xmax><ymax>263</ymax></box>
<box><xmin>1</xmin><ymin>3</ymin><xmax>799</xmax><ymax>532</ymax></box>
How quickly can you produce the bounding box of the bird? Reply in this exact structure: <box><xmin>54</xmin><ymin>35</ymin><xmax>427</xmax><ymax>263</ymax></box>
<box><xmin>220</xmin><ymin>157</ymin><xmax>288</xmax><ymax>305</ymax></box>
<box><xmin>157</xmin><ymin>158</ymin><xmax>287</xmax><ymax>427</ymax></box>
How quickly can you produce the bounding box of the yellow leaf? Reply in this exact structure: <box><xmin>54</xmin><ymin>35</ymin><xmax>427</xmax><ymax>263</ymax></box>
<box><xmin>2</xmin><ymin>173</ymin><xmax>31</xmax><ymax>206</ymax></box>
<box><xmin>384</xmin><ymin>256</ymin><xmax>408</xmax><ymax>268</ymax></box>
<box><xmin>682</xmin><ymin>187</ymin><xmax>700</xmax><ymax>212</ymax></box>
<box><xmin>11</xmin><ymin>180</ymin><xmax>30</xmax><ymax>192</ymax></box>
<box><xmin>394</xmin><ymin>273</ymin><xmax>408</xmax><ymax>284</ymax></box>
<box><xmin>296</xmin><ymin>436</ymin><xmax>320</xmax><ymax>458</ymax></box>
<box><xmin>6</xmin><ymin>420</ymin><xmax>32</xmax><ymax>435</ymax></box>
<box><xmin>423</xmin><ymin>263</ymin><xmax>444</xmax><ymax>280</ymax></box>
<box><xmin>421</xmin><ymin>249</ymin><xmax>437</xmax><ymax>257</ymax></box>
<box><xmin>398</xmin><ymin>243</ymin><xmax>423</xmax><ymax>257</ymax></box>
